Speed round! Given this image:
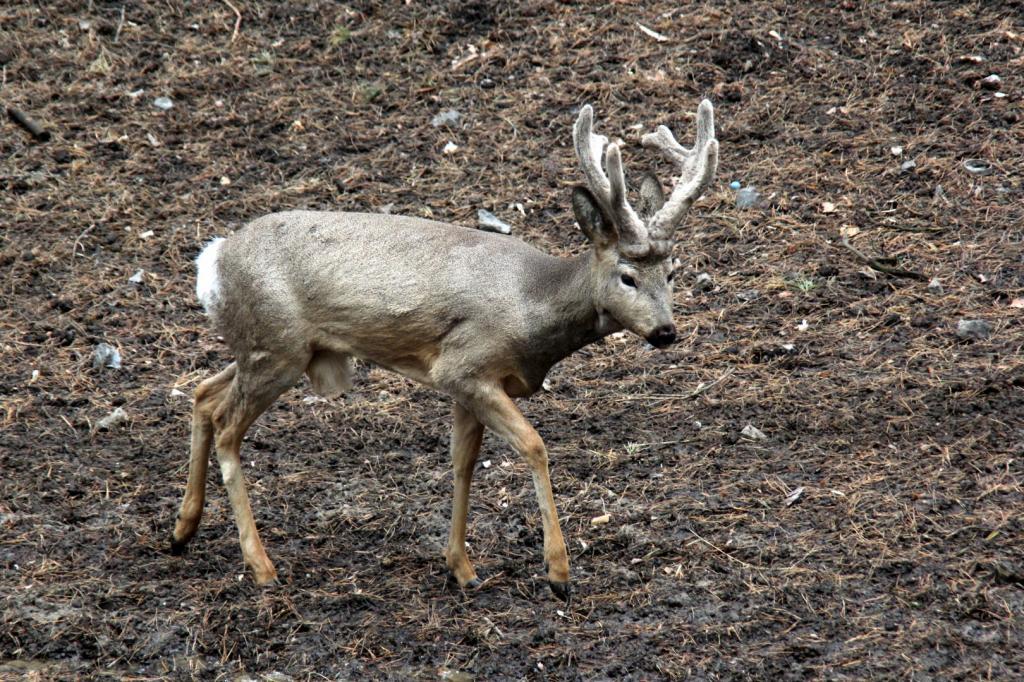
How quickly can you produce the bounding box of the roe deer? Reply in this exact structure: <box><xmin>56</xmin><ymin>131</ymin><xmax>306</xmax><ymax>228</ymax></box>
<box><xmin>170</xmin><ymin>101</ymin><xmax>718</xmax><ymax>600</ymax></box>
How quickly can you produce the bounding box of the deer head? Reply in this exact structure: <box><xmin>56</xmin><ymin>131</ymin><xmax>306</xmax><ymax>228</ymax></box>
<box><xmin>571</xmin><ymin>101</ymin><xmax>718</xmax><ymax>347</ymax></box>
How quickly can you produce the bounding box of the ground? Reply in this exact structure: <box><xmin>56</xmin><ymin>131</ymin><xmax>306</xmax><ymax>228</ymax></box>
<box><xmin>1</xmin><ymin>1</ymin><xmax>1023</xmax><ymax>679</ymax></box>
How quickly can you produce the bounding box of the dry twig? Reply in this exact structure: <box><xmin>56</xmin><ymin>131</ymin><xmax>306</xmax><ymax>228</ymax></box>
<box><xmin>839</xmin><ymin>236</ymin><xmax>928</xmax><ymax>281</ymax></box>
<box><xmin>222</xmin><ymin>0</ymin><xmax>242</xmax><ymax>44</ymax></box>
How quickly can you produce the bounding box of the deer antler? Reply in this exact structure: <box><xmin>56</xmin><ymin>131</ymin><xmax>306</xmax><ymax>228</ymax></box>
<box><xmin>641</xmin><ymin>99</ymin><xmax>718</xmax><ymax>240</ymax></box>
<box><xmin>573</xmin><ymin>105</ymin><xmax>648</xmax><ymax>248</ymax></box>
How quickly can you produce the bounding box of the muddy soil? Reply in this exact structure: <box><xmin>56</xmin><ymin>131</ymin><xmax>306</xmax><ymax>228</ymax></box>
<box><xmin>1</xmin><ymin>1</ymin><xmax>1022</xmax><ymax>679</ymax></box>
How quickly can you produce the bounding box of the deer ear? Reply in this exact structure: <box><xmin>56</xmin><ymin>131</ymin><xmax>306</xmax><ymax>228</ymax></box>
<box><xmin>637</xmin><ymin>172</ymin><xmax>665</xmax><ymax>220</ymax></box>
<box><xmin>572</xmin><ymin>186</ymin><xmax>616</xmax><ymax>246</ymax></box>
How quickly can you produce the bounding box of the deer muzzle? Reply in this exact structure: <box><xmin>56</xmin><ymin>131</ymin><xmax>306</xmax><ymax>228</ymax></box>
<box><xmin>646</xmin><ymin>324</ymin><xmax>677</xmax><ymax>348</ymax></box>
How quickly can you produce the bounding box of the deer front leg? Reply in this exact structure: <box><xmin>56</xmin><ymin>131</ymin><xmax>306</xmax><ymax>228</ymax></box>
<box><xmin>461</xmin><ymin>385</ymin><xmax>571</xmax><ymax>601</ymax></box>
<box><xmin>445</xmin><ymin>403</ymin><xmax>484</xmax><ymax>588</ymax></box>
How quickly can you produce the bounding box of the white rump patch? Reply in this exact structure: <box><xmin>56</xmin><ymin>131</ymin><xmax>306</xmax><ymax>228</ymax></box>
<box><xmin>195</xmin><ymin>238</ymin><xmax>225</xmax><ymax>314</ymax></box>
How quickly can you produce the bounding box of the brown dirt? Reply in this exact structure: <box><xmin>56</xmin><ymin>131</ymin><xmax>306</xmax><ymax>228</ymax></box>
<box><xmin>2</xmin><ymin>1</ymin><xmax>1023</xmax><ymax>679</ymax></box>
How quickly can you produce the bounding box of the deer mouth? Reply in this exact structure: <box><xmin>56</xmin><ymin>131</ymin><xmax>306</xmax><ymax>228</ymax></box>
<box><xmin>596</xmin><ymin>308</ymin><xmax>623</xmax><ymax>335</ymax></box>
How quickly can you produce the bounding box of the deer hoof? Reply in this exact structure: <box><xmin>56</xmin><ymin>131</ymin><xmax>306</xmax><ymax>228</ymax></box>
<box><xmin>548</xmin><ymin>580</ymin><xmax>572</xmax><ymax>603</ymax></box>
<box><xmin>169</xmin><ymin>533</ymin><xmax>189</xmax><ymax>556</ymax></box>
<box><xmin>448</xmin><ymin>571</ymin><xmax>482</xmax><ymax>590</ymax></box>
<box><xmin>254</xmin><ymin>572</ymin><xmax>278</xmax><ymax>587</ymax></box>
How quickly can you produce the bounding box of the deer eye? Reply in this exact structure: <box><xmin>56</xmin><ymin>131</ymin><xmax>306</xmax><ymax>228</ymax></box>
<box><xmin>620</xmin><ymin>274</ymin><xmax>637</xmax><ymax>288</ymax></box>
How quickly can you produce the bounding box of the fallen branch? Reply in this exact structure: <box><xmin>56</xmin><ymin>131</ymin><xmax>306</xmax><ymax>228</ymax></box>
<box><xmin>685</xmin><ymin>367</ymin><xmax>736</xmax><ymax>399</ymax></box>
<box><xmin>839</xmin><ymin>236</ymin><xmax>928</xmax><ymax>281</ymax></box>
<box><xmin>222</xmin><ymin>0</ymin><xmax>242</xmax><ymax>44</ymax></box>
<box><xmin>7</xmin><ymin>106</ymin><xmax>51</xmax><ymax>141</ymax></box>
<box><xmin>113</xmin><ymin>6</ymin><xmax>126</xmax><ymax>44</ymax></box>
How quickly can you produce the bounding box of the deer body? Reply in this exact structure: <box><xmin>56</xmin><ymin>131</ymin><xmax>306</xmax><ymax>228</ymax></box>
<box><xmin>171</xmin><ymin>102</ymin><xmax>718</xmax><ymax>600</ymax></box>
<box><xmin>209</xmin><ymin>210</ymin><xmax>614</xmax><ymax>398</ymax></box>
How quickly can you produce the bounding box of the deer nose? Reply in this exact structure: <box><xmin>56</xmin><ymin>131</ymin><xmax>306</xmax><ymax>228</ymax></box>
<box><xmin>647</xmin><ymin>325</ymin><xmax>677</xmax><ymax>348</ymax></box>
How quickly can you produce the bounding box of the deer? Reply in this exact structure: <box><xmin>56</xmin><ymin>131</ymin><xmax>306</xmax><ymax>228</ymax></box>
<box><xmin>170</xmin><ymin>100</ymin><xmax>718</xmax><ymax>601</ymax></box>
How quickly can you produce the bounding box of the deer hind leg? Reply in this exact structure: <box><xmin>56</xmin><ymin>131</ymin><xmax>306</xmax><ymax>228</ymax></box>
<box><xmin>171</xmin><ymin>363</ymin><xmax>237</xmax><ymax>554</ymax></box>
<box><xmin>210</xmin><ymin>355</ymin><xmax>309</xmax><ymax>584</ymax></box>
<box><xmin>444</xmin><ymin>403</ymin><xmax>485</xmax><ymax>588</ymax></box>
<box><xmin>458</xmin><ymin>383</ymin><xmax>571</xmax><ymax>601</ymax></box>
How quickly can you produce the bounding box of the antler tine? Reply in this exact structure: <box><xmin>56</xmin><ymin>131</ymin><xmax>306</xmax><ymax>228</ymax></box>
<box><xmin>573</xmin><ymin>105</ymin><xmax>610</xmax><ymax>199</ymax></box>
<box><xmin>573</xmin><ymin>105</ymin><xmax>648</xmax><ymax>247</ymax></box>
<box><xmin>642</xmin><ymin>99</ymin><xmax>719</xmax><ymax>239</ymax></box>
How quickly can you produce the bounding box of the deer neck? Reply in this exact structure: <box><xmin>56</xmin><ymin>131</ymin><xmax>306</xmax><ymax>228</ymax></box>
<box><xmin>521</xmin><ymin>250</ymin><xmax>619</xmax><ymax>380</ymax></box>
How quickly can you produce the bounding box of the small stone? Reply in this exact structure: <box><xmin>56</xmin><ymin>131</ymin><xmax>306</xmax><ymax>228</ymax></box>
<box><xmin>740</xmin><ymin>424</ymin><xmax>767</xmax><ymax>441</ymax></box>
<box><xmin>956</xmin><ymin>319</ymin><xmax>991</xmax><ymax>340</ymax></box>
<box><xmin>442</xmin><ymin>141</ymin><xmax>458</xmax><ymax>154</ymax></box>
<box><xmin>481</xmin><ymin>460</ymin><xmax>491</xmax><ymax>469</ymax></box>
<box><xmin>97</xmin><ymin>407</ymin><xmax>129</xmax><ymax>431</ymax></box>
<box><xmin>900</xmin><ymin>159</ymin><xmax>917</xmax><ymax>172</ymax></box>
<box><xmin>979</xmin><ymin>74</ymin><xmax>1001</xmax><ymax>90</ymax></box>
<box><xmin>735</xmin><ymin>187</ymin><xmax>761</xmax><ymax>209</ymax></box>
<box><xmin>152</xmin><ymin>96</ymin><xmax>173</xmax><ymax>111</ymax></box>
<box><xmin>927</xmin><ymin>277</ymin><xmax>943</xmax><ymax>294</ymax></box>
<box><xmin>219</xmin><ymin>176</ymin><xmax>231</xmax><ymax>186</ymax></box>
<box><xmin>736</xmin><ymin>289</ymin><xmax>760</xmax><ymax>302</ymax></box>
<box><xmin>784</xmin><ymin>487</ymin><xmax>804</xmax><ymax>506</ymax></box>
<box><xmin>729</xmin><ymin>180</ymin><xmax>741</xmax><ymax>190</ymax></box>
<box><xmin>960</xmin><ymin>621</ymin><xmax>1002</xmax><ymax>645</ymax></box>
<box><xmin>890</xmin><ymin>145</ymin><xmax>903</xmax><ymax>156</ymax></box>
<box><xmin>263</xmin><ymin>673</ymin><xmax>295</xmax><ymax>682</ymax></box>
<box><xmin>477</xmin><ymin>209</ymin><xmax>511</xmax><ymax>235</ymax></box>
<box><xmin>693</xmin><ymin>272</ymin><xmax>714</xmax><ymax>293</ymax></box>
<box><xmin>439</xmin><ymin>670</ymin><xmax>473</xmax><ymax>682</ymax></box>
<box><xmin>92</xmin><ymin>343</ymin><xmax>122</xmax><ymax>370</ymax></box>
<box><xmin>128</xmin><ymin>269</ymin><xmax>144</xmax><ymax>284</ymax></box>
<box><xmin>431</xmin><ymin>109</ymin><xmax>461</xmax><ymax>127</ymax></box>
<box><xmin>591</xmin><ymin>513</ymin><xmax>611</xmax><ymax>527</ymax></box>
<box><xmin>963</xmin><ymin>159</ymin><xmax>992</xmax><ymax>176</ymax></box>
